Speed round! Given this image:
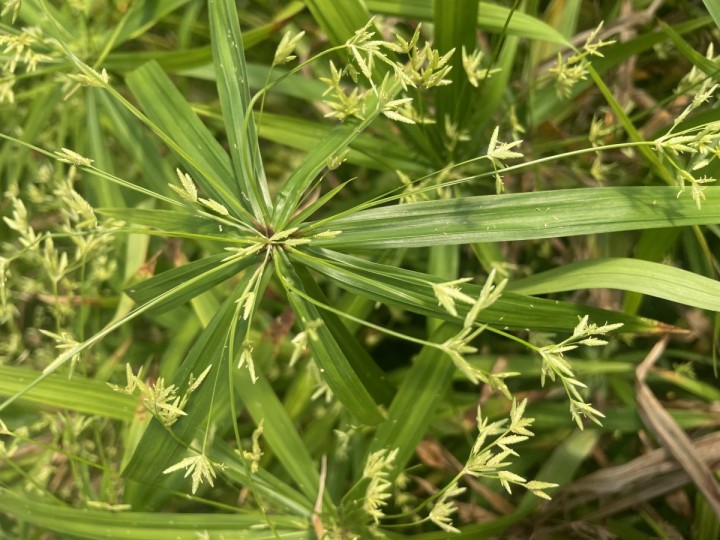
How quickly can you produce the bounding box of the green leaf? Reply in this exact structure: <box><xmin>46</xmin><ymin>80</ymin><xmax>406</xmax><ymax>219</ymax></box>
<box><xmin>0</xmin><ymin>365</ymin><xmax>136</xmax><ymax>421</ymax></box>
<box><xmin>660</xmin><ymin>21</ymin><xmax>720</xmax><ymax>83</ymax></box>
<box><xmin>516</xmin><ymin>429</ymin><xmax>600</xmax><ymax>514</ymax></box>
<box><xmin>126</xmin><ymin>252</ymin><xmax>261</xmax><ymax>314</ymax></box>
<box><xmin>289</xmin><ymin>248</ymin><xmax>664</xmax><ymax>334</ymax></box>
<box><xmin>369</xmin><ymin>324</ymin><xmax>458</xmax><ymax>479</ymax></box>
<box><xmin>116</xmin><ymin>0</ymin><xmax>193</xmax><ymax>44</ymax></box>
<box><xmin>212</xmin><ymin>441</ymin><xmax>314</xmax><ymax>516</ymax></box>
<box><xmin>0</xmin><ymin>487</ymin><xmax>306</xmax><ymax>539</ymax></box>
<box><xmin>0</xmin><ymin>86</ymin><xmax>61</xmax><ymax>192</ymax></box>
<box><xmin>365</xmin><ymin>0</ymin><xmax>569</xmax><ymax>45</ymax></box>
<box><xmin>623</xmin><ymin>228</ymin><xmax>682</xmax><ymax>314</ymax></box>
<box><xmin>294</xmin><ymin>264</ymin><xmax>396</xmax><ymax>405</ymax></box>
<box><xmin>98</xmin><ymin>91</ymin><xmax>174</xmax><ymax>196</ymax></box>
<box><xmin>84</xmin><ymin>89</ymin><xmax>125</xmax><ymax>207</ymax></box>
<box><xmin>0</xmin><ymin>255</ymin><xmax>257</xmax><ymax>416</ymax></box>
<box><xmin>121</xmin><ymin>278</ymin><xmax>254</xmax><ymax>487</ymax></box>
<box><xmin>125</xmin><ymin>61</ymin><xmax>248</xmax><ymax>218</ymax></box>
<box><xmin>309</xmin><ymin>187</ymin><xmax>720</xmax><ymax>248</ymax></box>
<box><xmin>178</xmin><ymin>62</ymin><xmax>326</xmax><ymax>98</ymax></box>
<box><xmin>258</xmin><ymin>113</ymin><xmax>428</xmax><ymax>174</ymax></box>
<box><xmin>508</xmin><ymin>258</ymin><xmax>720</xmax><ymax>312</ymax></box>
<box><xmin>305</xmin><ymin>0</ymin><xmax>371</xmax><ymax>46</ymax></box>
<box><xmin>107</xmin><ymin>47</ymin><xmax>214</xmax><ymax>74</ymax></box>
<box><xmin>470</xmin><ymin>32</ymin><xmax>520</xmax><ymax>136</ymax></box>
<box><xmin>106</xmin><ymin>1</ymin><xmax>307</xmax><ymax>74</ymax></box>
<box><xmin>271</xmin><ymin>120</ymin><xmax>370</xmax><ymax>229</ymax></box>
<box><xmin>702</xmin><ymin>0</ymin><xmax>720</xmax><ymax>30</ymax></box>
<box><xmin>232</xmin><ymin>353</ymin><xmax>323</xmax><ymax>504</ymax></box>
<box><xmin>208</xmin><ymin>0</ymin><xmax>271</xmax><ymax>222</ymax></box>
<box><xmin>96</xmin><ymin>207</ymin><xmax>232</xmax><ymax>240</ymax></box>
<box><xmin>275</xmin><ymin>250</ymin><xmax>384</xmax><ymax>425</ymax></box>
<box><xmin>434</xmin><ymin>0</ymin><xmax>479</xmax><ymax>128</ymax></box>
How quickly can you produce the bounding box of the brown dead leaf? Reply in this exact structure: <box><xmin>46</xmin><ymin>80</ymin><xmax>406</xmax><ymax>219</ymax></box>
<box><xmin>635</xmin><ymin>337</ymin><xmax>720</xmax><ymax>518</ymax></box>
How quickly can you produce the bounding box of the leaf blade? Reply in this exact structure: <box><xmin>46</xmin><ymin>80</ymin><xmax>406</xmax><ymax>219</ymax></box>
<box><xmin>290</xmin><ymin>248</ymin><xmax>665</xmax><ymax>334</ymax></box>
<box><xmin>125</xmin><ymin>61</ymin><xmax>248</xmax><ymax>218</ymax></box>
<box><xmin>309</xmin><ymin>187</ymin><xmax>720</xmax><ymax>248</ymax></box>
<box><xmin>208</xmin><ymin>0</ymin><xmax>271</xmax><ymax>221</ymax></box>
<box><xmin>508</xmin><ymin>258</ymin><xmax>720</xmax><ymax>312</ymax></box>
<box><xmin>275</xmin><ymin>250</ymin><xmax>384</xmax><ymax>425</ymax></box>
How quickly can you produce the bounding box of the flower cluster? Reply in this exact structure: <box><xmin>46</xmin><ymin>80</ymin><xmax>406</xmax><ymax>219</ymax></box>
<box><xmin>111</xmin><ymin>363</ymin><xmax>213</xmax><ymax>428</ymax></box>
<box><xmin>549</xmin><ymin>22</ymin><xmax>615</xmax><ymax>98</ymax></box>
<box><xmin>433</xmin><ymin>270</ymin><xmax>516</xmax><ymax>395</ymax></box>
<box><xmin>163</xmin><ymin>452</ymin><xmax>223</xmax><ymax>495</ymax></box>
<box><xmin>321</xmin><ymin>20</ymin><xmax>453</xmax><ymax>124</ymax></box>
<box><xmin>428</xmin><ymin>399</ymin><xmax>557</xmax><ymax>533</ymax></box>
<box><xmin>536</xmin><ymin>316</ymin><xmax>622</xmax><ymax>428</ymax></box>
<box><xmin>362</xmin><ymin>448</ymin><xmax>399</xmax><ymax>523</ymax></box>
<box><xmin>653</xmin><ymin>79</ymin><xmax>719</xmax><ymax>209</ymax></box>
<box><xmin>0</xmin><ymin>25</ymin><xmax>53</xmax><ymax>103</ymax></box>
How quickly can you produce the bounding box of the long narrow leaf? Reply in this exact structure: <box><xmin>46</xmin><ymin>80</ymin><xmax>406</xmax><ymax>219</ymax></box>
<box><xmin>308</xmin><ymin>187</ymin><xmax>720</xmax><ymax>248</ymax></box>
<box><xmin>271</xmin><ymin>121</ymin><xmax>370</xmax><ymax>229</ymax></box>
<box><xmin>434</xmin><ymin>0</ymin><xmax>479</xmax><ymax>129</ymax></box>
<box><xmin>121</xmin><ymin>277</ymin><xmax>254</xmax><ymax>487</ymax></box>
<box><xmin>508</xmin><ymin>258</ymin><xmax>720</xmax><ymax>311</ymax></box>
<box><xmin>369</xmin><ymin>324</ymin><xmax>458</xmax><ymax>479</ymax></box>
<box><xmin>126</xmin><ymin>61</ymin><xmax>248</xmax><ymax>218</ymax></box>
<box><xmin>259</xmin><ymin>113</ymin><xmax>428</xmax><ymax>174</ymax></box>
<box><xmin>208</xmin><ymin>0</ymin><xmax>271</xmax><ymax>221</ymax></box>
<box><xmin>289</xmin><ymin>248</ymin><xmax>666</xmax><ymax>334</ymax></box>
<box><xmin>305</xmin><ymin>0</ymin><xmax>371</xmax><ymax>46</ymax></box>
<box><xmin>232</xmin><ymin>353</ymin><xmax>323</xmax><ymax>504</ymax></box>
<box><xmin>127</xmin><ymin>252</ymin><xmax>261</xmax><ymax>314</ymax></box>
<box><xmin>85</xmin><ymin>89</ymin><xmax>125</xmax><ymax>207</ymax></box>
<box><xmin>0</xmin><ymin>365</ymin><xmax>136</xmax><ymax>421</ymax></box>
<box><xmin>98</xmin><ymin>91</ymin><xmax>174</xmax><ymax>196</ymax></box>
<box><xmin>366</xmin><ymin>0</ymin><xmax>569</xmax><ymax>45</ymax></box>
<box><xmin>275</xmin><ymin>250</ymin><xmax>384</xmax><ymax>425</ymax></box>
<box><xmin>294</xmin><ymin>264</ymin><xmax>396</xmax><ymax>405</ymax></box>
<box><xmin>0</xmin><ymin>487</ymin><xmax>306</xmax><ymax>539</ymax></box>
<box><xmin>702</xmin><ymin>0</ymin><xmax>720</xmax><ymax>31</ymax></box>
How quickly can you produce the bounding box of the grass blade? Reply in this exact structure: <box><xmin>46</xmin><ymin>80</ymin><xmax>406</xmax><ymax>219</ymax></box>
<box><xmin>275</xmin><ymin>250</ymin><xmax>384</xmax><ymax>425</ymax></box>
<box><xmin>290</xmin><ymin>248</ymin><xmax>665</xmax><ymax>333</ymax></box>
<box><xmin>84</xmin><ymin>89</ymin><xmax>125</xmax><ymax>207</ymax></box>
<box><xmin>702</xmin><ymin>0</ymin><xmax>720</xmax><ymax>30</ymax></box>
<box><xmin>232</xmin><ymin>352</ymin><xmax>323</xmax><ymax>504</ymax></box>
<box><xmin>0</xmin><ymin>487</ymin><xmax>306</xmax><ymax>539</ymax></box>
<box><xmin>125</xmin><ymin>61</ymin><xmax>248</xmax><ymax>219</ymax></box>
<box><xmin>294</xmin><ymin>264</ymin><xmax>396</xmax><ymax>405</ymax></box>
<box><xmin>305</xmin><ymin>0</ymin><xmax>371</xmax><ymax>46</ymax></box>
<box><xmin>508</xmin><ymin>257</ymin><xmax>720</xmax><ymax>311</ymax></box>
<box><xmin>121</xmin><ymin>278</ymin><xmax>254</xmax><ymax>488</ymax></box>
<box><xmin>368</xmin><ymin>323</ymin><xmax>459</xmax><ymax>478</ymax></box>
<box><xmin>208</xmin><ymin>0</ymin><xmax>271</xmax><ymax>222</ymax></box>
<box><xmin>258</xmin><ymin>113</ymin><xmax>428</xmax><ymax>174</ymax></box>
<box><xmin>126</xmin><ymin>252</ymin><xmax>261</xmax><ymax>314</ymax></box>
<box><xmin>271</xmin><ymin>121</ymin><xmax>371</xmax><ymax>230</ymax></box>
<box><xmin>433</xmin><ymin>0</ymin><xmax>479</xmax><ymax>129</ymax></box>
<box><xmin>0</xmin><ymin>365</ymin><xmax>136</xmax><ymax>422</ymax></box>
<box><xmin>366</xmin><ymin>0</ymin><xmax>568</xmax><ymax>44</ymax></box>
<box><xmin>308</xmin><ymin>187</ymin><xmax>720</xmax><ymax>248</ymax></box>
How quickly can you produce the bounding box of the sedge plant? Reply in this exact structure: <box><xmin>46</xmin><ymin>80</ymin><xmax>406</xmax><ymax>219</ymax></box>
<box><xmin>1</xmin><ymin>0</ymin><xmax>720</xmax><ymax>538</ymax></box>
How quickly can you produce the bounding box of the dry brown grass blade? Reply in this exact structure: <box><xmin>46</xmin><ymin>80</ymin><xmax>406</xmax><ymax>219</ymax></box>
<box><xmin>635</xmin><ymin>336</ymin><xmax>720</xmax><ymax>519</ymax></box>
<box><xmin>546</xmin><ymin>432</ymin><xmax>720</xmax><ymax>516</ymax></box>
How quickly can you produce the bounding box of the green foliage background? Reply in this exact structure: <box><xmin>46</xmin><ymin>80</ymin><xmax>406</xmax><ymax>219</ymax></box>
<box><xmin>1</xmin><ymin>0</ymin><xmax>720</xmax><ymax>538</ymax></box>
